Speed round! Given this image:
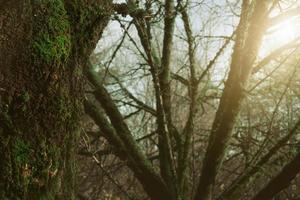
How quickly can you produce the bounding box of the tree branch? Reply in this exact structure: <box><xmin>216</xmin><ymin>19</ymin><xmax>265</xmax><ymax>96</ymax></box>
<box><xmin>218</xmin><ymin>119</ymin><xmax>300</xmax><ymax>200</ymax></box>
<box><xmin>252</xmin><ymin>36</ymin><xmax>300</xmax><ymax>74</ymax></box>
<box><xmin>195</xmin><ymin>1</ymin><xmax>271</xmax><ymax>199</ymax></box>
<box><xmin>84</xmin><ymin>100</ymin><xmax>172</xmax><ymax>200</ymax></box>
<box><xmin>251</xmin><ymin>153</ymin><xmax>300</xmax><ymax>200</ymax></box>
<box><xmin>267</xmin><ymin>6</ymin><xmax>300</xmax><ymax>27</ymax></box>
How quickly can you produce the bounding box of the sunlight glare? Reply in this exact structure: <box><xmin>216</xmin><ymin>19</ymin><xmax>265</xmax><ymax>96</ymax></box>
<box><xmin>267</xmin><ymin>20</ymin><xmax>297</xmax><ymax>49</ymax></box>
<box><xmin>260</xmin><ymin>19</ymin><xmax>299</xmax><ymax>57</ymax></box>
<box><xmin>275</xmin><ymin>21</ymin><xmax>295</xmax><ymax>42</ymax></box>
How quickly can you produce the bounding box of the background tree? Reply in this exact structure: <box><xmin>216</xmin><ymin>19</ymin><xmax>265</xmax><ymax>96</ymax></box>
<box><xmin>82</xmin><ymin>0</ymin><xmax>300</xmax><ymax>200</ymax></box>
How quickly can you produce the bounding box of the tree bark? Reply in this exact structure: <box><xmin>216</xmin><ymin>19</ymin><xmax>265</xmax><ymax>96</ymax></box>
<box><xmin>0</xmin><ymin>0</ymin><xmax>112</xmax><ymax>199</ymax></box>
<box><xmin>195</xmin><ymin>1</ymin><xmax>271</xmax><ymax>199</ymax></box>
<box><xmin>251</xmin><ymin>153</ymin><xmax>300</xmax><ymax>200</ymax></box>
<box><xmin>84</xmin><ymin>65</ymin><xmax>173</xmax><ymax>200</ymax></box>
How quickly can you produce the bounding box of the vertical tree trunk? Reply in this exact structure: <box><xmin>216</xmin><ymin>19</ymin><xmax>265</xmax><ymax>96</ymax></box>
<box><xmin>195</xmin><ymin>1</ymin><xmax>271</xmax><ymax>199</ymax></box>
<box><xmin>0</xmin><ymin>0</ymin><xmax>111</xmax><ymax>199</ymax></box>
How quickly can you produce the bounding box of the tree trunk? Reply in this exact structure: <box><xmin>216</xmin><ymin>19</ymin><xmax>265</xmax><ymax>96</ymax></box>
<box><xmin>195</xmin><ymin>1</ymin><xmax>271</xmax><ymax>199</ymax></box>
<box><xmin>251</xmin><ymin>153</ymin><xmax>300</xmax><ymax>200</ymax></box>
<box><xmin>0</xmin><ymin>0</ymin><xmax>111</xmax><ymax>199</ymax></box>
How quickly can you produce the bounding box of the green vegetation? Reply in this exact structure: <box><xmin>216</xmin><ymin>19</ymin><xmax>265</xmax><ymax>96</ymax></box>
<box><xmin>13</xmin><ymin>138</ymin><xmax>30</xmax><ymax>167</ymax></box>
<box><xmin>32</xmin><ymin>0</ymin><xmax>71</xmax><ymax>64</ymax></box>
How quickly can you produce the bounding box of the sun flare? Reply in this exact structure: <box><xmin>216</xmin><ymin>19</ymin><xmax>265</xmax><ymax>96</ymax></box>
<box><xmin>260</xmin><ymin>18</ymin><xmax>299</xmax><ymax>57</ymax></box>
<box><xmin>271</xmin><ymin>21</ymin><xmax>296</xmax><ymax>44</ymax></box>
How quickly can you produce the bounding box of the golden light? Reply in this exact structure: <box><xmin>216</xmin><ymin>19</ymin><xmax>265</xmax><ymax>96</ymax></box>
<box><xmin>269</xmin><ymin>20</ymin><xmax>296</xmax><ymax>46</ymax></box>
<box><xmin>260</xmin><ymin>18</ymin><xmax>299</xmax><ymax>57</ymax></box>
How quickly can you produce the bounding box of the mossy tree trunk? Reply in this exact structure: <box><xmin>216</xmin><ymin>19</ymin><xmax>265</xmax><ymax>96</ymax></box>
<box><xmin>0</xmin><ymin>0</ymin><xmax>112</xmax><ymax>199</ymax></box>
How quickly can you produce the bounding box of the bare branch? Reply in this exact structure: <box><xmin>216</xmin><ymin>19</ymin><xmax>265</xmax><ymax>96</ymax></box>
<box><xmin>197</xmin><ymin>31</ymin><xmax>235</xmax><ymax>84</ymax></box>
<box><xmin>195</xmin><ymin>1</ymin><xmax>271</xmax><ymax>199</ymax></box>
<box><xmin>251</xmin><ymin>153</ymin><xmax>300</xmax><ymax>200</ymax></box>
<box><xmin>252</xmin><ymin>36</ymin><xmax>300</xmax><ymax>74</ymax></box>
<box><xmin>84</xmin><ymin>65</ymin><xmax>172</xmax><ymax>200</ymax></box>
<box><xmin>267</xmin><ymin>6</ymin><xmax>300</xmax><ymax>27</ymax></box>
<box><xmin>218</xmin><ymin>119</ymin><xmax>300</xmax><ymax>200</ymax></box>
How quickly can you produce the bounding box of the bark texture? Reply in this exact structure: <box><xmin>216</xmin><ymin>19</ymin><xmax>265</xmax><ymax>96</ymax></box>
<box><xmin>195</xmin><ymin>1</ymin><xmax>271</xmax><ymax>199</ymax></box>
<box><xmin>0</xmin><ymin>0</ymin><xmax>112</xmax><ymax>199</ymax></box>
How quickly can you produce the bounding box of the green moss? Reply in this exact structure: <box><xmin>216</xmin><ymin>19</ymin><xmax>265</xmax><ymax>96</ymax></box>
<box><xmin>11</xmin><ymin>136</ymin><xmax>62</xmax><ymax>196</ymax></box>
<box><xmin>13</xmin><ymin>138</ymin><xmax>30</xmax><ymax>167</ymax></box>
<box><xmin>57</xmin><ymin>97</ymin><xmax>72</xmax><ymax>121</ymax></box>
<box><xmin>20</xmin><ymin>91</ymin><xmax>30</xmax><ymax>103</ymax></box>
<box><xmin>11</xmin><ymin>138</ymin><xmax>31</xmax><ymax>195</ymax></box>
<box><xmin>73</xmin><ymin>66</ymin><xmax>82</xmax><ymax>76</ymax></box>
<box><xmin>33</xmin><ymin>34</ymin><xmax>70</xmax><ymax>64</ymax></box>
<box><xmin>32</xmin><ymin>0</ymin><xmax>71</xmax><ymax>64</ymax></box>
<box><xmin>22</xmin><ymin>138</ymin><xmax>62</xmax><ymax>200</ymax></box>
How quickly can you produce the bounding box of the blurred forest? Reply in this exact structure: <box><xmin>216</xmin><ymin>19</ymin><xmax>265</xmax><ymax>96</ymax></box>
<box><xmin>1</xmin><ymin>0</ymin><xmax>300</xmax><ymax>200</ymax></box>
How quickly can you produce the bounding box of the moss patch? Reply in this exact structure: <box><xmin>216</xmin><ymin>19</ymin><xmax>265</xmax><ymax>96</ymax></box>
<box><xmin>11</xmin><ymin>138</ymin><xmax>31</xmax><ymax>196</ymax></box>
<box><xmin>32</xmin><ymin>0</ymin><xmax>71</xmax><ymax>64</ymax></box>
<box><xmin>13</xmin><ymin>138</ymin><xmax>30</xmax><ymax>167</ymax></box>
